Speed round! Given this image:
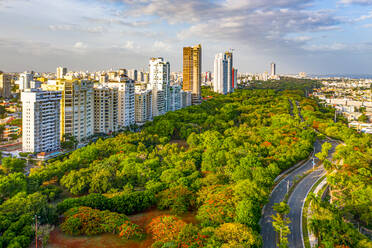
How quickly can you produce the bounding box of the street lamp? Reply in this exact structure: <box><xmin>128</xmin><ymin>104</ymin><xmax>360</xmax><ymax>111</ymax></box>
<box><xmin>312</xmin><ymin>157</ymin><xmax>315</xmax><ymax>171</ymax></box>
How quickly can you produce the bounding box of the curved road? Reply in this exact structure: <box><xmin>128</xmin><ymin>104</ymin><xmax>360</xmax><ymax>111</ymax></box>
<box><xmin>260</xmin><ymin>140</ymin><xmax>322</xmax><ymax>248</ymax></box>
<box><xmin>287</xmin><ymin>141</ymin><xmax>337</xmax><ymax>248</ymax></box>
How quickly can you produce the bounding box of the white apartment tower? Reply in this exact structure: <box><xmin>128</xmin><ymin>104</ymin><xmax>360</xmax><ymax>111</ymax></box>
<box><xmin>225</xmin><ymin>52</ymin><xmax>233</xmax><ymax>93</ymax></box>
<box><xmin>213</xmin><ymin>52</ymin><xmax>235</xmax><ymax>94</ymax></box>
<box><xmin>93</xmin><ymin>85</ymin><xmax>119</xmax><ymax>134</ymax></box>
<box><xmin>213</xmin><ymin>53</ymin><xmax>228</xmax><ymax>94</ymax></box>
<box><xmin>57</xmin><ymin>67</ymin><xmax>67</xmax><ymax>79</ymax></box>
<box><xmin>104</xmin><ymin>79</ymin><xmax>135</xmax><ymax>128</ymax></box>
<box><xmin>21</xmin><ymin>89</ymin><xmax>61</xmax><ymax>153</ymax></box>
<box><xmin>148</xmin><ymin>57</ymin><xmax>170</xmax><ymax>117</ymax></box>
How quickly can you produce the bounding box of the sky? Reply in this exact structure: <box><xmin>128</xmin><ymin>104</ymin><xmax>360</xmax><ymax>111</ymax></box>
<box><xmin>0</xmin><ymin>0</ymin><xmax>371</xmax><ymax>74</ymax></box>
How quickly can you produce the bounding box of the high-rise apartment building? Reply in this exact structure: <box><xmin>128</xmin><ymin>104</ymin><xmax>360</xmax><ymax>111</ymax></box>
<box><xmin>148</xmin><ymin>57</ymin><xmax>170</xmax><ymax>116</ymax></box>
<box><xmin>134</xmin><ymin>89</ymin><xmax>152</xmax><ymax>125</ymax></box>
<box><xmin>213</xmin><ymin>53</ymin><xmax>228</xmax><ymax>94</ymax></box>
<box><xmin>0</xmin><ymin>71</ymin><xmax>11</xmax><ymax>98</ymax></box>
<box><xmin>181</xmin><ymin>91</ymin><xmax>192</xmax><ymax>108</ymax></box>
<box><xmin>213</xmin><ymin>52</ymin><xmax>235</xmax><ymax>94</ymax></box>
<box><xmin>271</xmin><ymin>62</ymin><xmax>276</xmax><ymax>76</ymax></box>
<box><xmin>93</xmin><ymin>85</ymin><xmax>119</xmax><ymax>134</ymax></box>
<box><xmin>56</xmin><ymin>67</ymin><xmax>67</xmax><ymax>79</ymax></box>
<box><xmin>21</xmin><ymin>89</ymin><xmax>61</xmax><ymax>153</ymax></box>
<box><xmin>225</xmin><ymin>52</ymin><xmax>233</xmax><ymax>93</ymax></box>
<box><xmin>168</xmin><ymin>85</ymin><xmax>182</xmax><ymax>112</ymax></box>
<box><xmin>232</xmin><ymin>68</ymin><xmax>238</xmax><ymax>89</ymax></box>
<box><xmin>104</xmin><ymin>79</ymin><xmax>135</xmax><ymax>128</ymax></box>
<box><xmin>41</xmin><ymin>80</ymin><xmax>94</xmax><ymax>142</ymax></box>
<box><xmin>183</xmin><ymin>44</ymin><xmax>202</xmax><ymax>105</ymax></box>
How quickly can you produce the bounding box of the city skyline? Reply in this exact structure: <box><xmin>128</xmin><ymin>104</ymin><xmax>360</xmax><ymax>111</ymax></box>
<box><xmin>0</xmin><ymin>0</ymin><xmax>372</xmax><ymax>74</ymax></box>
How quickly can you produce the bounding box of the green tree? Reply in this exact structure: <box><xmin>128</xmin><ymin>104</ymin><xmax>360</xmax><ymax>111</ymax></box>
<box><xmin>1</xmin><ymin>157</ymin><xmax>26</xmax><ymax>174</ymax></box>
<box><xmin>61</xmin><ymin>134</ymin><xmax>78</xmax><ymax>150</ymax></box>
<box><xmin>272</xmin><ymin>202</ymin><xmax>291</xmax><ymax>248</ymax></box>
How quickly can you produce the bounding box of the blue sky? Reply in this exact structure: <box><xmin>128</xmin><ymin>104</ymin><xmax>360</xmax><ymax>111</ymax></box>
<box><xmin>0</xmin><ymin>0</ymin><xmax>371</xmax><ymax>74</ymax></box>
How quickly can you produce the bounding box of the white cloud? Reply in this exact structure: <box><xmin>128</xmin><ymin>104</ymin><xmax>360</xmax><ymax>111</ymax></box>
<box><xmin>153</xmin><ymin>41</ymin><xmax>170</xmax><ymax>51</ymax></box>
<box><xmin>74</xmin><ymin>42</ymin><xmax>87</xmax><ymax>49</ymax></box>
<box><xmin>354</xmin><ymin>11</ymin><xmax>372</xmax><ymax>21</ymax></box>
<box><xmin>339</xmin><ymin>0</ymin><xmax>372</xmax><ymax>4</ymax></box>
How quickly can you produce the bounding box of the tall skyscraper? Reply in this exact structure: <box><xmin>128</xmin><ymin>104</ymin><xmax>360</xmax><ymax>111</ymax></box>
<box><xmin>21</xmin><ymin>89</ymin><xmax>61</xmax><ymax>153</ymax></box>
<box><xmin>93</xmin><ymin>85</ymin><xmax>119</xmax><ymax>134</ymax></box>
<box><xmin>213</xmin><ymin>53</ymin><xmax>228</xmax><ymax>94</ymax></box>
<box><xmin>41</xmin><ymin>80</ymin><xmax>94</xmax><ymax>142</ymax></box>
<box><xmin>148</xmin><ymin>57</ymin><xmax>170</xmax><ymax>116</ymax></box>
<box><xmin>56</xmin><ymin>67</ymin><xmax>67</xmax><ymax>79</ymax></box>
<box><xmin>0</xmin><ymin>71</ymin><xmax>11</xmax><ymax>98</ymax></box>
<box><xmin>225</xmin><ymin>52</ymin><xmax>233</xmax><ymax>93</ymax></box>
<box><xmin>183</xmin><ymin>44</ymin><xmax>202</xmax><ymax>105</ymax></box>
<box><xmin>271</xmin><ymin>62</ymin><xmax>276</xmax><ymax>76</ymax></box>
<box><xmin>213</xmin><ymin>51</ymin><xmax>235</xmax><ymax>94</ymax></box>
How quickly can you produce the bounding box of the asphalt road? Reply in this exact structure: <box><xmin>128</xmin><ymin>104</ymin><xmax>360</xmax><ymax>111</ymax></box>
<box><xmin>260</xmin><ymin>140</ymin><xmax>322</xmax><ymax>248</ymax></box>
<box><xmin>287</xmin><ymin>141</ymin><xmax>337</xmax><ymax>248</ymax></box>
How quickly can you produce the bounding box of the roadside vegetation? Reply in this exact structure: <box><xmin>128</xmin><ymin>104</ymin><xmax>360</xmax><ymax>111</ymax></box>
<box><xmin>0</xmin><ymin>79</ymin><xmax>370</xmax><ymax>247</ymax></box>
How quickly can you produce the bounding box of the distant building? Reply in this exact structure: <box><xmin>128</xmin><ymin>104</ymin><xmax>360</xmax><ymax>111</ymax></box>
<box><xmin>0</xmin><ymin>71</ymin><xmax>11</xmax><ymax>98</ymax></box>
<box><xmin>183</xmin><ymin>44</ymin><xmax>202</xmax><ymax>105</ymax></box>
<box><xmin>93</xmin><ymin>85</ymin><xmax>119</xmax><ymax>134</ymax></box>
<box><xmin>128</xmin><ymin>69</ymin><xmax>138</xmax><ymax>81</ymax></box>
<box><xmin>21</xmin><ymin>89</ymin><xmax>61</xmax><ymax>153</ymax></box>
<box><xmin>56</xmin><ymin>67</ymin><xmax>67</xmax><ymax>79</ymax></box>
<box><xmin>118</xmin><ymin>69</ymin><xmax>127</xmax><ymax>77</ymax></box>
<box><xmin>99</xmin><ymin>74</ymin><xmax>108</xmax><ymax>84</ymax></box>
<box><xmin>181</xmin><ymin>91</ymin><xmax>192</xmax><ymax>108</ymax></box>
<box><xmin>213</xmin><ymin>53</ymin><xmax>228</xmax><ymax>94</ymax></box>
<box><xmin>299</xmin><ymin>72</ymin><xmax>307</xmax><ymax>78</ymax></box>
<box><xmin>41</xmin><ymin>80</ymin><xmax>94</xmax><ymax>142</ymax></box>
<box><xmin>3</xmin><ymin>125</ymin><xmax>21</xmax><ymax>139</ymax></box>
<box><xmin>148</xmin><ymin>57</ymin><xmax>170</xmax><ymax>116</ymax></box>
<box><xmin>225</xmin><ymin>52</ymin><xmax>233</xmax><ymax>93</ymax></box>
<box><xmin>168</xmin><ymin>85</ymin><xmax>182</xmax><ymax>111</ymax></box>
<box><xmin>17</xmin><ymin>71</ymin><xmax>34</xmax><ymax>90</ymax></box>
<box><xmin>271</xmin><ymin>62</ymin><xmax>276</xmax><ymax>76</ymax></box>
<box><xmin>233</xmin><ymin>68</ymin><xmax>238</xmax><ymax>89</ymax></box>
<box><xmin>135</xmin><ymin>89</ymin><xmax>152</xmax><ymax>125</ymax></box>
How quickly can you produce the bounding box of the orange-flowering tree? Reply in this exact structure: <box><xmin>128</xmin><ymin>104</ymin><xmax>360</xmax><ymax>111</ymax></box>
<box><xmin>60</xmin><ymin>206</ymin><xmax>142</xmax><ymax>238</ymax></box>
<box><xmin>147</xmin><ymin>215</ymin><xmax>186</xmax><ymax>243</ymax></box>
<box><xmin>196</xmin><ymin>185</ymin><xmax>235</xmax><ymax>226</ymax></box>
<box><xmin>118</xmin><ymin>220</ymin><xmax>143</xmax><ymax>240</ymax></box>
